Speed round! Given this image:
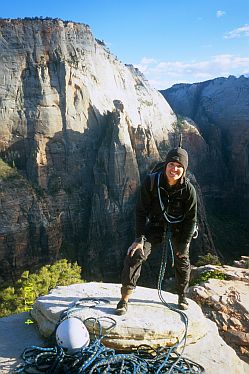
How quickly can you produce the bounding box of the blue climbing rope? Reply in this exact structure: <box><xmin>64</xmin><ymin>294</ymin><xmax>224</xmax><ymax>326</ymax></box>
<box><xmin>14</xmin><ymin>294</ymin><xmax>205</xmax><ymax>373</ymax></box>
<box><xmin>157</xmin><ymin>229</ymin><xmax>189</xmax><ymax>373</ymax></box>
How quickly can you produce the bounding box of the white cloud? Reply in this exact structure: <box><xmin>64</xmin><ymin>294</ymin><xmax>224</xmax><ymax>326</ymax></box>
<box><xmin>225</xmin><ymin>25</ymin><xmax>249</xmax><ymax>39</ymax></box>
<box><xmin>216</xmin><ymin>10</ymin><xmax>226</xmax><ymax>18</ymax></box>
<box><xmin>140</xmin><ymin>57</ymin><xmax>158</xmax><ymax>64</ymax></box>
<box><xmin>134</xmin><ymin>54</ymin><xmax>249</xmax><ymax>89</ymax></box>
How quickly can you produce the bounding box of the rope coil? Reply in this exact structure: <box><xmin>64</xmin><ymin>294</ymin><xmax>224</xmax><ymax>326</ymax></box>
<box><xmin>14</xmin><ymin>243</ymin><xmax>205</xmax><ymax>373</ymax></box>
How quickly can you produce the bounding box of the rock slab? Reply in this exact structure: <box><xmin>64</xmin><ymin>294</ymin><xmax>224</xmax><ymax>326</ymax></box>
<box><xmin>31</xmin><ymin>282</ymin><xmax>207</xmax><ymax>350</ymax></box>
<box><xmin>0</xmin><ymin>312</ymin><xmax>44</xmax><ymax>374</ymax></box>
<box><xmin>0</xmin><ymin>283</ymin><xmax>247</xmax><ymax>374</ymax></box>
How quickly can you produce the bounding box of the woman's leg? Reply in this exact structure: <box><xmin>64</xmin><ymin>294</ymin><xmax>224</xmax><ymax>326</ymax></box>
<box><xmin>116</xmin><ymin>241</ymin><xmax>152</xmax><ymax>315</ymax></box>
<box><xmin>121</xmin><ymin>240</ymin><xmax>152</xmax><ymax>290</ymax></box>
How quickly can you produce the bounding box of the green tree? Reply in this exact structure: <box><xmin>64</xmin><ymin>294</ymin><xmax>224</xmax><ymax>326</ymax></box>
<box><xmin>0</xmin><ymin>259</ymin><xmax>84</xmax><ymax>317</ymax></box>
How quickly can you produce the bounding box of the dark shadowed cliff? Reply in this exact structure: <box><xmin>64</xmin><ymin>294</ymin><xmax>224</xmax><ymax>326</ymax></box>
<box><xmin>161</xmin><ymin>76</ymin><xmax>249</xmax><ymax>260</ymax></box>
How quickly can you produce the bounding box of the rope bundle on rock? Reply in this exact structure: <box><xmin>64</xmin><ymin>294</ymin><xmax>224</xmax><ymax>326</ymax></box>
<box><xmin>14</xmin><ymin>339</ymin><xmax>204</xmax><ymax>373</ymax></box>
<box><xmin>14</xmin><ymin>236</ymin><xmax>205</xmax><ymax>373</ymax></box>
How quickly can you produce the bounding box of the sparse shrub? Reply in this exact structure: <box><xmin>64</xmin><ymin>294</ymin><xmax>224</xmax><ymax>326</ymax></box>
<box><xmin>191</xmin><ymin>269</ymin><xmax>229</xmax><ymax>286</ymax></box>
<box><xmin>0</xmin><ymin>259</ymin><xmax>84</xmax><ymax>318</ymax></box>
<box><xmin>0</xmin><ymin>158</ymin><xmax>20</xmax><ymax>180</ymax></box>
<box><xmin>196</xmin><ymin>252</ymin><xmax>221</xmax><ymax>267</ymax></box>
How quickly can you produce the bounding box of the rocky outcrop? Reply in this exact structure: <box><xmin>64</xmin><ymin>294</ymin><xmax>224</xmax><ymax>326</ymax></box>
<box><xmin>161</xmin><ymin>77</ymin><xmax>249</xmax><ymax>259</ymax></box>
<box><xmin>28</xmin><ymin>282</ymin><xmax>247</xmax><ymax>373</ymax></box>
<box><xmin>234</xmin><ymin>256</ymin><xmax>249</xmax><ymax>268</ymax></box>
<box><xmin>31</xmin><ymin>282</ymin><xmax>208</xmax><ymax>347</ymax></box>
<box><xmin>188</xmin><ymin>262</ymin><xmax>249</xmax><ymax>363</ymax></box>
<box><xmin>0</xmin><ymin>18</ymin><xmax>215</xmax><ymax>281</ymax></box>
<box><xmin>1</xmin><ymin>283</ymin><xmax>248</xmax><ymax>373</ymax></box>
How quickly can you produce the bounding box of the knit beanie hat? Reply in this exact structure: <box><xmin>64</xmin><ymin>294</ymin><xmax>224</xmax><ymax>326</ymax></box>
<box><xmin>165</xmin><ymin>147</ymin><xmax>188</xmax><ymax>171</ymax></box>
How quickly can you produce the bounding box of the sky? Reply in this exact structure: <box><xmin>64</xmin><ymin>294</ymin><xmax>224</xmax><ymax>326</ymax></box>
<box><xmin>1</xmin><ymin>0</ymin><xmax>249</xmax><ymax>89</ymax></box>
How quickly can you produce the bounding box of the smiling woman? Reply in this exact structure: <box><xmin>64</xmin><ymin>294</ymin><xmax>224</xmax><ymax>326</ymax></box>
<box><xmin>164</xmin><ymin>147</ymin><xmax>188</xmax><ymax>184</ymax></box>
<box><xmin>165</xmin><ymin>161</ymin><xmax>184</xmax><ymax>185</ymax></box>
<box><xmin>116</xmin><ymin>145</ymin><xmax>197</xmax><ymax>315</ymax></box>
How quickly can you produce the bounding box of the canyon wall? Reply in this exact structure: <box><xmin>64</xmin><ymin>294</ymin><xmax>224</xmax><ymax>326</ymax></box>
<box><xmin>0</xmin><ymin>18</ymin><xmax>214</xmax><ymax>282</ymax></box>
<box><xmin>162</xmin><ymin>76</ymin><xmax>249</xmax><ymax>259</ymax></box>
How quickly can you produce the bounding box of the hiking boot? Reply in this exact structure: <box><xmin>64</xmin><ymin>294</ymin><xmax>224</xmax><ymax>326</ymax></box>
<box><xmin>178</xmin><ymin>295</ymin><xmax>189</xmax><ymax>310</ymax></box>
<box><xmin>116</xmin><ymin>299</ymin><xmax>128</xmax><ymax>315</ymax></box>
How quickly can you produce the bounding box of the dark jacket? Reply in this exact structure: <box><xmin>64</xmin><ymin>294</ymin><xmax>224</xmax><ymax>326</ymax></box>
<box><xmin>135</xmin><ymin>172</ymin><xmax>197</xmax><ymax>245</ymax></box>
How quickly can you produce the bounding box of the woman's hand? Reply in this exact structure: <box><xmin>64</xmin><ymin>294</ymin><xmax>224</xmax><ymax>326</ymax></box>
<box><xmin>127</xmin><ymin>241</ymin><xmax>144</xmax><ymax>257</ymax></box>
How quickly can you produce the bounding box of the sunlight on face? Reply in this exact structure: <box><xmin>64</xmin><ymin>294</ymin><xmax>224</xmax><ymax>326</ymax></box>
<box><xmin>165</xmin><ymin>161</ymin><xmax>184</xmax><ymax>185</ymax></box>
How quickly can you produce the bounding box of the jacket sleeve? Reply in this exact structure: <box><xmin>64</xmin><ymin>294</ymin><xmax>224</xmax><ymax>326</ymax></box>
<box><xmin>135</xmin><ymin>175</ymin><xmax>152</xmax><ymax>239</ymax></box>
<box><xmin>180</xmin><ymin>182</ymin><xmax>197</xmax><ymax>243</ymax></box>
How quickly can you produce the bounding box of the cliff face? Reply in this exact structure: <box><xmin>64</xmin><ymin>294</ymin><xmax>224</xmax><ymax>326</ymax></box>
<box><xmin>0</xmin><ymin>165</ymin><xmax>63</xmax><ymax>279</ymax></box>
<box><xmin>0</xmin><ymin>18</ymin><xmax>213</xmax><ymax>281</ymax></box>
<box><xmin>161</xmin><ymin>77</ymin><xmax>249</xmax><ymax>259</ymax></box>
<box><xmin>162</xmin><ymin>76</ymin><xmax>249</xmax><ymax>193</ymax></box>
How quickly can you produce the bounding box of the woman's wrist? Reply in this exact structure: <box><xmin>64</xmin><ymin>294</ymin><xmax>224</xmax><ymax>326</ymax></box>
<box><xmin>135</xmin><ymin>235</ymin><xmax>147</xmax><ymax>244</ymax></box>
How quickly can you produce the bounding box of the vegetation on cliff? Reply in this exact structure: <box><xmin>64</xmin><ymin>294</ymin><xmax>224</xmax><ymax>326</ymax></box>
<box><xmin>0</xmin><ymin>158</ymin><xmax>20</xmax><ymax>180</ymax></box>
<box><xmin>190</xmin><ymin>269</ymin><xmax>229</xmax><ymax>286</ymax></box>
<box><xmin>0</xmin><ymin>259</ymin><xmax>84</xmax><ymax>318</ymax></box>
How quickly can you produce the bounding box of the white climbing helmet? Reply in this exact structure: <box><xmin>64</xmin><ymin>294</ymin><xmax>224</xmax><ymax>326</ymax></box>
<box><xmin>56</xmin><ymin>317</ymin><xmax>90</xmax><ymax>354</ymax></box>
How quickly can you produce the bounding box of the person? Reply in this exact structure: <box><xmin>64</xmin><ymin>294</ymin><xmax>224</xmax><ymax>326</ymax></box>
<box><xmin>116</xmin><ymin>146</ymin><xmax>197</xmax><ymax>315</ymax></box>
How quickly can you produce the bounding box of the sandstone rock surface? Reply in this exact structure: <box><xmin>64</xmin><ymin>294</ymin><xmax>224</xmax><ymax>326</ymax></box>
<box><xmin>0</xmin><ymin>283</ymin><xmax>247</xmax><ymax>373</ymax></box>
<box><xmin>189</xmin><ymin>264</ymin><xmax>249</xmax><ymax>363</ymax></box>
<box><xmin>31</xmin><ymin>282</ymin><xmax>207</xmax><ymax>349</ymax></box>
<box><xmin>0</xmin><ymin>18</ymin><xmax>174</xmax><ymax>279</ymax></box>
<box><xmin>0</xmin><ymin>312</ymin><xmax>44</xmax><ymax>374</ymax></box>
<box><xmin>28</xmin><ymin>282</ymin><xmax>247</xmax><ymax>373</ymax></box>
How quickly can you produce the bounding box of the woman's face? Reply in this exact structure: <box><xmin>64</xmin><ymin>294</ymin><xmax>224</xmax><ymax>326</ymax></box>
<box><xmin>165</xmin><ymin>161</ymin><xmax>184</xmax><ymax>185</ymax></box>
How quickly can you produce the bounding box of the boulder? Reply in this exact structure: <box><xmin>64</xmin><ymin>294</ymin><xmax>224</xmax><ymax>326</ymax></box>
<box><xmin>28</xmin><ymin>282</ymin><xmax>248</xmax><ymax>373</ymax></box>
<box><xmin>189</xmin><ymin>264</ymin><xmax>249</xmax><ymax>363</ymax></box>
<box><xmin>31</xmin><ymin>282</ymin><xmax>207</xmax><ymax>349</ymax></box>
<box><xmin>0</xmin><ymin>282</ymin><xmax>247</xmax><ymax>373</ymax></box>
